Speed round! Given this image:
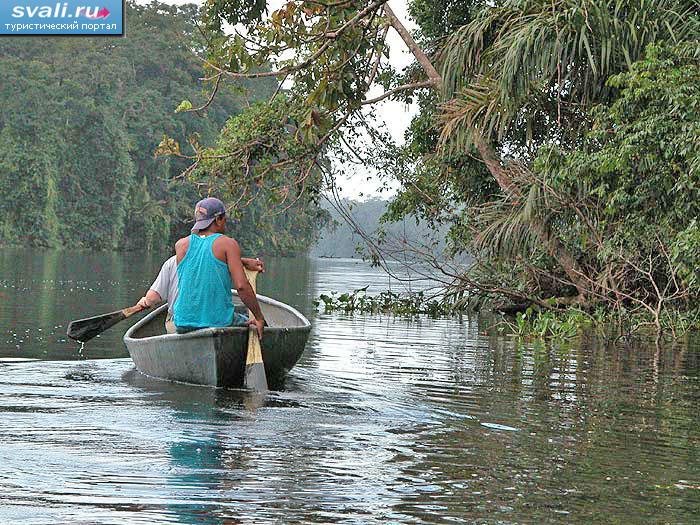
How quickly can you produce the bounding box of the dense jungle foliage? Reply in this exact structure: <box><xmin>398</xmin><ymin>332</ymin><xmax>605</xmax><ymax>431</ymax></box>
<box><xmin>177</xmin><ymin>0</ymin><xmax>700</xmax><ymax>335</ymax></box>
<box><xmin>395</xmin><ymin>1</ymin><xmax>700</xmax><ymax>334</ymax></box>
<box><xmin>0</xmin><ymin>1</ymin><xmax>327</xmax><ymax>254</ymax></box>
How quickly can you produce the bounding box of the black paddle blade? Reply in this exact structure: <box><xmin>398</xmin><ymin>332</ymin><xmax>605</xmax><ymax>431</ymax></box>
<box><xmin>66</xmin><ymin>311</ymin><xmax>126</xmax><ymax>343</ymax></box>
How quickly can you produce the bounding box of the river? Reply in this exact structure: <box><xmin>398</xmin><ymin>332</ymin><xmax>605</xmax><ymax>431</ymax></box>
<box><xmin>0</xmin><ymin>248</ymin><xmax>699</xmax><ymax>523</ymax></box>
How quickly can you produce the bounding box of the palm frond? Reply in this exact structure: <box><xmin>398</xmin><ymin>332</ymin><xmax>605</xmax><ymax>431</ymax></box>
<box><xmin>471</xmin><ymin>178</ymin><xmax>548</xmax><ymax>261</ymax></box>
<box><xmin>438</xmin><ymin>0</ymin><xmax>700</xmax><ymax>149</ymax></box>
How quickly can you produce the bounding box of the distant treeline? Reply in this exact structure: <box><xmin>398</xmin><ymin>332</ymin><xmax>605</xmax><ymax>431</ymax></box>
<box><xmin>311</xmin><ymin>198</ymin><xmax>447</xmax><ymax>259</ymax></box>
<box><xmin>0</xmin><ymin>1</ymin><xmax>326</xmax><ymax>255</ymax></box>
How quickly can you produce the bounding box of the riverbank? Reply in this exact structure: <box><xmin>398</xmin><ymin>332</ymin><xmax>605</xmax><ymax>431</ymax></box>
<box><xmin>315</xmin><ymin>287</ymin><xmax>700</xmax><ymax>344</ymax></box>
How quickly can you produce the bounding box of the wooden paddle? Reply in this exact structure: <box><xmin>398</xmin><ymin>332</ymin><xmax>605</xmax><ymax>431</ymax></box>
<box><xmin>67</xmin><ymin>304</ymin><xmax>145</xmax><ymax>343</ymax></box>
<box><xmin>243</xmin><ymin>268</ymin><xmax>268</xmax><ymax>392</ymax></box>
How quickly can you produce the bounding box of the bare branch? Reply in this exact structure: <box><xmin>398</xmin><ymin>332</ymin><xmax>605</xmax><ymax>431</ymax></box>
<box><xmin>183</xmin><ymin>72</ymin><xmax>223</xmax><ymax>113</ymax></box>
<box><xmin>362</xmin><ymin>80</ymin><xmax>434</xmax><ymax>105</ymax></box>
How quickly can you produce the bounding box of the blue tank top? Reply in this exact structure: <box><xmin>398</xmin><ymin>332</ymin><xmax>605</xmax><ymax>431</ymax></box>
<box><xmin>173</xmin><ymin>234</ymin><xmax>234</xmax><ymax>329</ymax></box>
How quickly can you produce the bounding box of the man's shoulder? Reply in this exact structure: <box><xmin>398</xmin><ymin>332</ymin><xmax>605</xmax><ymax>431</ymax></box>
<box><xmin>214</xmin><ymin>235</ymin><xmax>239</xmax><ymax>247</ymax></box>
<box><xmin>212</xmin><ymin>235</ymin><xmax>240</xmax><ymax>261</ymax></box>
<box><xmin>175</xmin><ymin>236</ymin><xmax>190</xmax><ymax>252</ymax></box>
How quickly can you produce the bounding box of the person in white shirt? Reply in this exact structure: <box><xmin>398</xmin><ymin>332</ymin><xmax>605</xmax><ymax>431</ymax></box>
<box><xmin>138</xmin><ymin>256</ymin><xmax>179</xmax><ymax>333</ymax></box>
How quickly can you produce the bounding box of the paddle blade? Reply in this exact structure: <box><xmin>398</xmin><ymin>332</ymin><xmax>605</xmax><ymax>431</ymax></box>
<box><xmin>245</xmin><ymin>361</ymin><xmax>268</xmax><ymax>392</ymax></box>
<box><xmin>66</xmin><ymin>310</ymin><xmax>126</xmax><ymax>343</ymax></box>
<box><xmin>244</xmin><ymin>328</ymin><xmax>268</xmax><ymax>392</ymax></box>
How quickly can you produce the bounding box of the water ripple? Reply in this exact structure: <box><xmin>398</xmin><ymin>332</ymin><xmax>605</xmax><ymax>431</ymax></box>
<box><xmin>0</xmin><ymin>255</ymin><xmax>698</xmax><ymax>523</ymax></box>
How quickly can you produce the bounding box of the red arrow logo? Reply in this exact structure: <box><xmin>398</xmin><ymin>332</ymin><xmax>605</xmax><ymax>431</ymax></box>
<box><xmin>86</xmin><ymin>7</ymin><xmax>110</xmax><ymax>19</ymax></box>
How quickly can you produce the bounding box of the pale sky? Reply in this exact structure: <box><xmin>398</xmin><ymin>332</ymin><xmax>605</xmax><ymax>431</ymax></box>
<box><xmin>136</xmin><ymin>0</ymin><xmax>418</xmax><ymax>200</ymax></box>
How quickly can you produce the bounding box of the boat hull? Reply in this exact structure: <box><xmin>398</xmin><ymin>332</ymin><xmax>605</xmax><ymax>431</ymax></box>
<box><xmin>123</xmin><ymin>295</ymin><xmax>311</xmax><ymax>389</ymax></box>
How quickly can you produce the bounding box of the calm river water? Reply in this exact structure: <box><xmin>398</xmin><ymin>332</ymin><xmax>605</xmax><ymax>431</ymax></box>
<box><xmin>0</xmin><ymin>248</ymin><xmax>699</xmax><ymax>524</ymax></box>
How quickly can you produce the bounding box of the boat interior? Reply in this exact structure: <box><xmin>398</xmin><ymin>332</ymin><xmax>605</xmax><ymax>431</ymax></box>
<box><xmin>129</xmin><ymin>293</ymin><xmax>308</xmax><ymax>339</ymax></box>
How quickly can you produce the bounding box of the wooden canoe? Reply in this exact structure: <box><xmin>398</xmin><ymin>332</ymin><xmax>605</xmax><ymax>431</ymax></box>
<box><xmin>123</xmin><ymin>292</ymin><xmax>311</xmax><ymax>389</ymax></box>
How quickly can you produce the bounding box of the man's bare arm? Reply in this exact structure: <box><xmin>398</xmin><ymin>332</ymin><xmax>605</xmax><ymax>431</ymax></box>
<box><xmin>175</xmin><ymin>237</ymin><xmax>189</xmax><ymax>263</ymax></box>
<box><xmin>137</xmin><ymin>290</ymin><xmax>162</xmax><ymax>309</ymax></box>
<box><xmin>225</xmin><ymin>238</ymin><xmax>265</xmax><ymax>322</ymax></box>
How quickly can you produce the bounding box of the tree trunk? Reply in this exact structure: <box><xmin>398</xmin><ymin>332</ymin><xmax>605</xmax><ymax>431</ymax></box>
<box><xmin>384</xmin><ymin>5</ymin><xmax>588</xmax><ymax>299</ymax></box>
<box><xmin>383</xmin><ymin>5</ymin><xmax>442</xmax><ymax>88</ymax></box>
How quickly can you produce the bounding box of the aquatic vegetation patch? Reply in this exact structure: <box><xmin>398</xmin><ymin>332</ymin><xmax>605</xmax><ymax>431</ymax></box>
<box><xmin>496</xmin><ymin>306</ymin><xmax>700</xmax><ymax>344</ymax></box>
<box><xmin>314</xmin><ymin>287</ymin><xmax>457</xmax><ymax>316</ymax></box>
<box><xmin>317</xmin><ymin>288</ymin><xmax>700</xmax><ymax>345</ymax></box>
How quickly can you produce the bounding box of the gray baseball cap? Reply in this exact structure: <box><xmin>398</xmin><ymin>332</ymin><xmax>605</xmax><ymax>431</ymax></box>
<box><xmin>192</xmin><ymin>197</ymin><xmax>226</xmax><ymax>232</ymax></box>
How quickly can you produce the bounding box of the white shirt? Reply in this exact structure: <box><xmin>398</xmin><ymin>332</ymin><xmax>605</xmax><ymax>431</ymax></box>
<box><xmin>149</xmin><ymin>256</ymin><xmax>179</xmax><ymax>314</ymax></box>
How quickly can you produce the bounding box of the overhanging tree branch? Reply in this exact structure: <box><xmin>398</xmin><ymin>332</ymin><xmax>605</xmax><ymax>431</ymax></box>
<box><xmin>378</xmin><ymin>2</ymin><xmax>589</xmax><ymax>298</ymax></box>
<box><xmin>362</xmin><ymin>80</ymin><xmax>434</xmax><ymax>105</ymax></box>
<box><xmin>202</xmin><ymin>0</ymin><xmax>389</xmax><ymax>79</ymax></box>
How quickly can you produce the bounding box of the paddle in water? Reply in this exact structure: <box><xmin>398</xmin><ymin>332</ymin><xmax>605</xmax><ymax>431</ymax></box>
<box><xmin>243</xmin><ymin>268</ymin><xmax>268</xmax><ymax>392</ymax></box>
<box><xmin>66</xmin><ymin>304</ymin><xmax>145</xmax><ymax>343</ymax></box>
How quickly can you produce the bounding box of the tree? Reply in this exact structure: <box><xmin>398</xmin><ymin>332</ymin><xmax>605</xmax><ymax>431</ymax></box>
<box><xmin>528</xmin><ymin>42</ymin><xmax>700</xmax><ymax>328</ymax></box>
<box><xmin>162</xmin><ymin>0</ymin><xmax>700</xmax><ymax>323</ymax></box>
<box><xmin>0</xmin><ymin>1</ymin><xmax>327</xmax><ymax>254</ymax></box>
<box><xmin>159</xmin><ymin>0</ymin><xmax>485</xmax><ymax>261</ymax></box>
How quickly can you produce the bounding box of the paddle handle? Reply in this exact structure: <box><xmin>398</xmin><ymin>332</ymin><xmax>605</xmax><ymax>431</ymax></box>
<box><xmin>122</xmin><ymin>304</ymin><xmax>145</xmax><ymax>318</ymax></box>
<box><xmin>244</xmin><ymin>268</ymin><xmax>258</xmax><ymax>296</ymax></box>
<box><xmin>243</xmin><ymin>268</ymin><xmax>267</xmax><ymax>391</ymax></box>
<box><xmin>244</xmin><ymin>268</ymin><xmax>261</xmax><ymax>349</ymax></box>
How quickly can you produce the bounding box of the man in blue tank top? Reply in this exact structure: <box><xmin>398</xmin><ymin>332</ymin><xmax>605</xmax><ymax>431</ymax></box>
<box><xmin>173</xmin><ymin>197</ymin><xmax>266</xmax><ymax>339</ymax></box>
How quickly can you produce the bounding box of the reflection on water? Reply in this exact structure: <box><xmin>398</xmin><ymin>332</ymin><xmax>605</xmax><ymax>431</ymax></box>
<box><xmin>0</xmin><ymin>248</ymin><xmax>323</xmax><ymax>360</ymax></box>
<box><xmin>0</xmin><ymin>249</ymin><xmax>699</xmax><ymax>523</ymax></box>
